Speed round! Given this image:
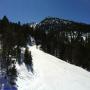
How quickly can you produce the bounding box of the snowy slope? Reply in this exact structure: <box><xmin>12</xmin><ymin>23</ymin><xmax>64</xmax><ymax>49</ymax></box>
<box><xmin>16</xmin><ymin>46</ymin><xmax>90</xmax><ymax>90</ymax></box>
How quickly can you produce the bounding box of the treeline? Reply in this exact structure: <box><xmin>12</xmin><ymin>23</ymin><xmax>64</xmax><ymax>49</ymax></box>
<box><xmin>0</xmin><ymin>16</ymin><xmax>33</xmax><ymax>86</ymax></box>
<box><xmin>34</xmin><ymin>17</ymin><xmax>90</xmax><ymax>71</ymax></box>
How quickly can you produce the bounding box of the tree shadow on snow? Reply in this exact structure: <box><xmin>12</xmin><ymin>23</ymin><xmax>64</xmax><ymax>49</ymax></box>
<box><xmin>0</xmin><ymin>74</ymin><xmax>17</xmax><ymax>90</ymax></box>
<box><xmin>25</xmin><ymin>64</ymin><xmax>33</xmax><ymax>73</ymax></box>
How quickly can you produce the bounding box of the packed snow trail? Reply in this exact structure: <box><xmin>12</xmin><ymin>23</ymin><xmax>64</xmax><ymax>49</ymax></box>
<box><xmin>16</xmin><ymin>46</ymin><xmax>90</xmax><ymax>90</ymax></box>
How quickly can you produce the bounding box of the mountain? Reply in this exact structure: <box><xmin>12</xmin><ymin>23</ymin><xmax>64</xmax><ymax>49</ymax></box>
<box><xmin>39</xmin><ymin>17</ymin><xmax>73</xmax><ymax>25</ymax></box>
<box><xmin>16</xmin><ymin>45</ymin><xmax>90</xmax><ymax>90</ymax></box>
<box><xmin>0</xmin><ymin>16</ymin><xmax>90</xmax><ymax>90</ymax></box>
<box><xmin>37</xmin><ymin>17</ymin><xmax>90</xmax><ymax>32</ymax></box>
<box><xmin>34</xmin><ymin>17</ymin><xmax>90</xmax><ymax>71</ymax></box>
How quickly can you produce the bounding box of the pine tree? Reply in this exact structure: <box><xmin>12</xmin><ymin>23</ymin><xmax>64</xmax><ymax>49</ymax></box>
<box><xmin>16</xmin><ymin>46</ymin><xmax>21</xmax><ymax>64</ymax></box>
<box><xmin>24</xmin><ymin>47</ymin><xmax>33</xmax><ymax>72</ymax></box>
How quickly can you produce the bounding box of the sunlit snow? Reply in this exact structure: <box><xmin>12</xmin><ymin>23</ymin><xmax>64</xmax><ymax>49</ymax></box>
<box><xmin>16</xmin><ymin>46</ymin><xmax>90</xmax><ymax>90</ymax></box>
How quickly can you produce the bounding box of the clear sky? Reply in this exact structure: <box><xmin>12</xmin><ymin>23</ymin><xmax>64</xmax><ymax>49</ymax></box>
<box><xmin>0</xmin><ymin>0</ymin><xmax>90</xmax><ymax>24</ymax></box>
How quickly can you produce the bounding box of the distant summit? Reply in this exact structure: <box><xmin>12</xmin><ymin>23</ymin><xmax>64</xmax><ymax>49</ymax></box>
<box><xmin>37</xmin><ymin>17</ymin><xmax>90</xmax><ymax>32</ymax></box>
<box><xmin>39</xmin><ymin>17</ymin><xmax>73</xmax><ymax>25</ymax></box>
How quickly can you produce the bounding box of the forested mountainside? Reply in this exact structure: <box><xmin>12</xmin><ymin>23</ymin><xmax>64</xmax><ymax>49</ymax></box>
<box><xmin>35</xmin><ymin>17</ymin><xmax>90</xmax><ymax>70</ymax></box>
<box><xmin>38</xmin><ymin>17</ymin><xmax>90</xmax><ymax>32</ymax></box>
<box><xmin>0</xmin><ymin>16</ymin><xmax>90</xmax><ymax>87</ymax></box>
<box><xmin>0</xmin><ymin>16</ymin><xmax>90</xmax><ymax>72</ymax></box>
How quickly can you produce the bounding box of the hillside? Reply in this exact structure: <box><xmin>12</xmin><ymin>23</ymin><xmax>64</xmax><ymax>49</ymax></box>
<box><xmin>35</xmin><ymin>17</ymin><xmax>90</xmax><ymax>71</ymax></box>
<box><xmin>0</xmin><ymin>16</ymin><xmax>90</xmax><ymax>90</ymax></box>
<box><xmin>16</xmin><ymin>46</ymin><xmax>90</xmax><ymax>90</ymax></box>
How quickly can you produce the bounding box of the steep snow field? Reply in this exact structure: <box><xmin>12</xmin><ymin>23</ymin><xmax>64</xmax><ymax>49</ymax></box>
<box><xmin>16</xmin><ymin>46</ymin><xmax>90</xmax><ymax>90</ymax></box>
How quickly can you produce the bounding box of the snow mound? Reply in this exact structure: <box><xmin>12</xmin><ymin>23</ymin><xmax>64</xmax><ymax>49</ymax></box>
<box><xmin>16</xmin><ymin>45</ymin><xmax>90</xmax><ymax>90</ymax></box>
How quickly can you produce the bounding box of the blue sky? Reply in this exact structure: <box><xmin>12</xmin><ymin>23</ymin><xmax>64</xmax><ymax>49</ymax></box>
<box><xmin>0</xmin><ymin>0</ymin><xmax>90</xmax><ymax>24</ymax></box>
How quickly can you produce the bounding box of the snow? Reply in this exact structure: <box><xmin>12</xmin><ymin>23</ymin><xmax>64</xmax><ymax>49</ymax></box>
<box><xmin>0</xmin><ymin>71</ymin><xmax>17</xmax><ymax>90</ymax></box>
<box><xmin>16</xmin><ymin>45</ymin><xmax>90</xmax><ymax>90</ymax></box>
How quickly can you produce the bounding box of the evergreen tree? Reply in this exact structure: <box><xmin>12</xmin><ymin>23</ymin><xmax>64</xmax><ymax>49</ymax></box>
<box><xmin>16</xmin><ymin>46</ymin><xmax>21</xmax><ymax>65</ymax></box>
<box><xmin>24</xmin><ymin>47</ymin><xmax>33</xmax><ymax>72</ymax></box>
